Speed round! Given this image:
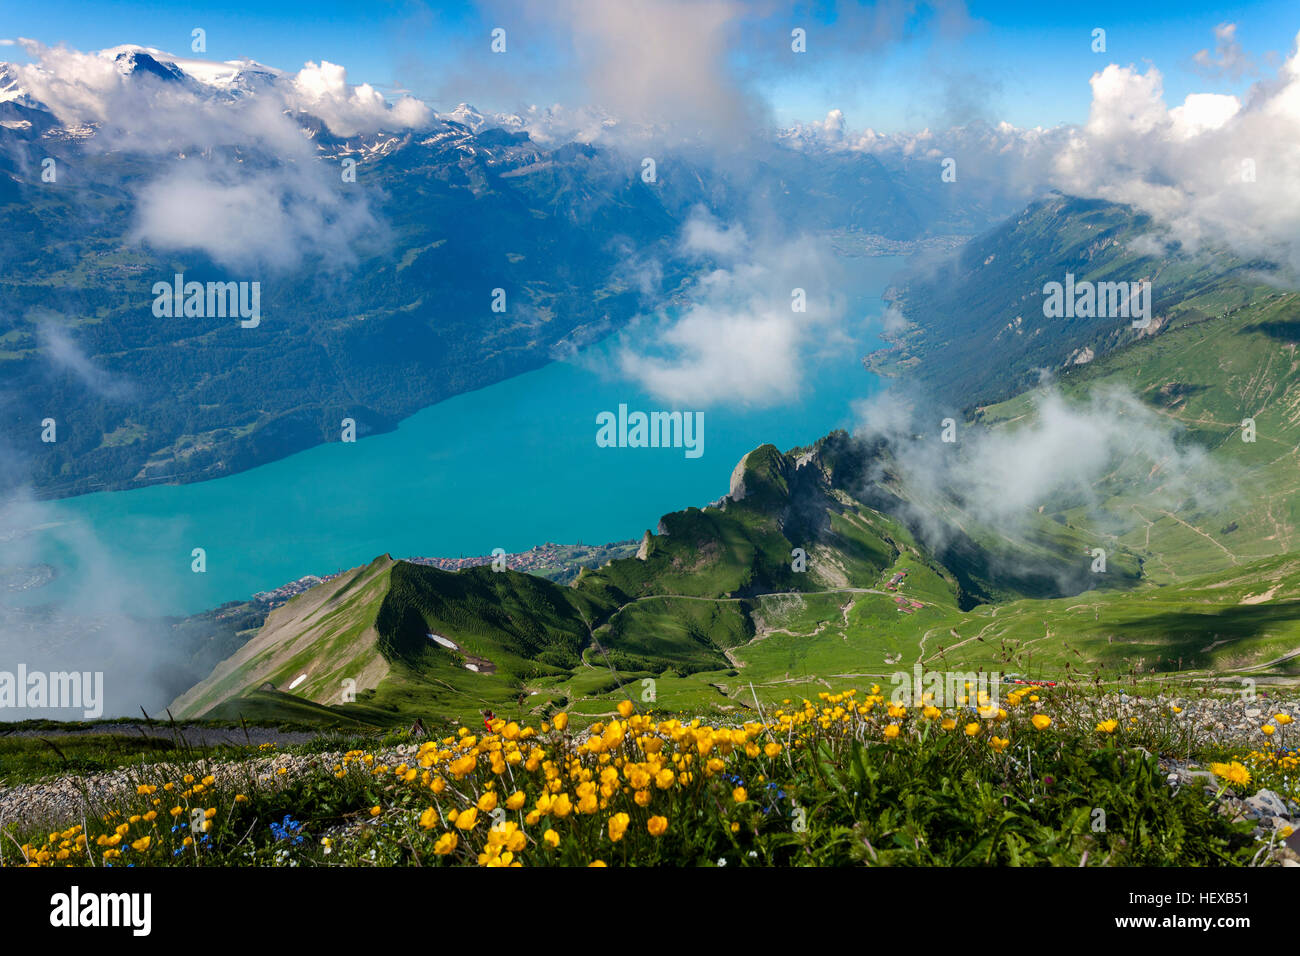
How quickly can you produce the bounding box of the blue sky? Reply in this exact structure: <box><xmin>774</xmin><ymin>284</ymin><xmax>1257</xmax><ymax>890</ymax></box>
<box><xmin>3</xmin><ymin>0</ymin><xmax>1297</xmax><ymax>132</ymax></box>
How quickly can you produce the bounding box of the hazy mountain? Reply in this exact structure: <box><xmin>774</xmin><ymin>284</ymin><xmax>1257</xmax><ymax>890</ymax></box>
<box><xmin>0</xmin><ymin>46</ymin><xmax>1018</xmax><ymax>499</ymax></box>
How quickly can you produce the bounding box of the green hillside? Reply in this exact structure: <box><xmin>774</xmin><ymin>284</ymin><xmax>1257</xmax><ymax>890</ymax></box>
<box><xmin>979</xmin><ymin>285</ymin><xmax>1300</xmax><ymax>580</ymax></box>
<box><xmin>870</xmin><ymin>194</ymin><xmax>1279</xmax><ymax>412</ymax></box>
<box><xmin>173</xmin><ymin>197</ymin><xmax>1300</xmax><ymax>727</ymax></box>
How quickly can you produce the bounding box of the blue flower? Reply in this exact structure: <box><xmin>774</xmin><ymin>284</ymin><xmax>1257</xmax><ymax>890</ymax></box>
<box><xmin>270</xmin><ymin>814</ymin><xmax>305</xmax><ymax>843</ymax></box>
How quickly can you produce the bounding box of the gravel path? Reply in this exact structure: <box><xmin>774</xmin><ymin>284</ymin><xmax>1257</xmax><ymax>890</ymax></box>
<box><xmin>0</xmin><ymin>723</ymin><xmax>319</xmax><ymax>746</ymax></box>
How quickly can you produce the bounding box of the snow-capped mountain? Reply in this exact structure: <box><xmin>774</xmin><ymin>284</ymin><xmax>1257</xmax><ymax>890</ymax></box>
<box><xmin>0</xmin><ymin>40</ymin><xmax>1022</xmax><ymax>501</ymax></box>
<box><xmin>101</xmin><ymin>45</ymin><xmax>283</xmax><ymax>95</ymax></box>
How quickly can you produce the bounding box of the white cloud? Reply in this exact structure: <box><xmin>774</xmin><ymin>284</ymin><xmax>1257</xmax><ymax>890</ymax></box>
<box><xmin>851</xmin><ymin>384</ymin><xmax>1230</xmax><ymax>567</ymax></box>
<box><xmin>680</xmin><ymin>207</ymin><xmax>748</xmax><ymax>260</ymax></box>
<box><xmin>880</xmin><ymin>302</ymin><xmax>908</xmax><ymax>335</ymax></box>
<box><xmin>5</xmin><ymin>41</ymin><xmax>426</xmax><ymax>270</ymax></box>
<box><xmin>36</xmin><ymin>315</ymin><xmax>135</xmax><ymax>400</ymax></box>
<box><xmin>615</xmin><ymin>209</ymin><xmax>847</xmax><ymax>407</ymax></box>
<box><xmin>777</xmin><ymin>25</ymin><xmax>1300</xmax><ymax>279</ymax></box>
<box><xmin>290</xmin><ymin>60</ymin><xmax>431</xmax><ymax>137</ymax></box>
<box><xmin>133</xmin><ymin>163</ymin><xmax>381</xmax><ymax>271</ymax></box>
<box><xmin>1193</xmin><ymin>22</ymin><xmax>1255</xmax><ymax>80</ymax></box>
<box><xmin>1053</xmin><ymin>30</ymin><xmax>1300</xmax><ymax>274</ymax></box>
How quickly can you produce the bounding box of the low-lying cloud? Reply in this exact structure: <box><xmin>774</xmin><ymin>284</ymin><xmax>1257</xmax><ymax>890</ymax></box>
<box><xmin>132</xmin><ymin>161</ymin><xmax>382</xmax><ymax>272</ymax></box>
<box><xmin>36</xmin><ymin>314</ymin><xmax>136</xmax><ymax>401</ymax></box>
<box><xmin>0</xmin><ymin>487</ymin><xmax>180</xmax><ymax>720</ymax></box>
<box><xmin>852</xmin><ymin>383</ymin><xmax>1232</xmax><ymax>559</ymax></box>
<box><xmin>6</xmin><ymin>41</ymin><xmax>428</xmax><ymax>271</ymax></box>
<box><xmin>614</xmin><ymin>207</ymin><xmax>850</xmax><ymax>407</ymax></box>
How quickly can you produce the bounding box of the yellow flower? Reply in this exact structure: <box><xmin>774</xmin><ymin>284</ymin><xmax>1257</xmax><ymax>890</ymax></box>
<box><xmin>1274</xmin><ymin>713</ymin><xmax>1293</xmax><ymax>725</ymax></box>
<box><xmin>732</xmin><ymin>787</ymin><xmax>747</xmax><ymax>803</ymax></box>
<box><xmin>1208</xmin><ymin>761</ymin><xmax>1251</xmax><ymax>787</ymax></box>
<box><xmin>1031</xmin><ymin>714</ymin><xmax>1052</xmax><ymax>730</ymax></box>
<box><xmin>589</xmin><ymin>860</ymin><xmax>607</xmax><ymax>867</ymax></box>
<box><xmin>433</xmin><ymin>832</ymin><xmax>457</xmax><ymax>855</ymax></box>
<box><xmin>964</xmin><ymin>722</ymin><xmax>980</xmax><ymax>736</ymax></box>
<box><xmin>1095</xmin><ymin>720</ymin><xmax>1119</xmax><ymax>734</ymax></box>
<box><xmin>553</xmin><ymin>712</ymin><xmax>569</xmax><ymax>731</ymax></box>
<box><xmin>764</xmin><ymin>742</ymin><xmax>782</xmax><ymax>758</ymax></box>
<box><xmin>543</xmin><ymin>828</ymin><xmax>560</xmax><ymax>848</ymax></box>
<box><xmin>369</xmin><ymin>805</ymin><xmax>382</xmax><ymax>817</ymax></box>
<box><xmin>647</xmin><ymin>815</ymin><xmax>668</xmax><ymax>837</ymax></box>
<box><xmin>455</xmin><ymin>807</ymin><xmax>479</xmax><ymax>830</ymax></box>
<box><xmin>505</xmin><ymin>790</ymin><xmax>526</xmax><ymax>810</ymax></box>
<box><xmin>617</xmin><ymin>700</ymin><xmax>635</xmax><ymax>718</ymax></box>
<box><xmin>419</xmin><ymin>808</ymin><xmax>439</xmax><ymax>830</ymax></box>
<box><xmin>477</xmin><ymin>791</ymin><xmax>498</xmax><ymax>812</ymax></box>
<box><xmin>941</xmin><ymin>718</ymin><xmax>957</xmax><ymax>731</ymax></box>
<box><xmin>1263</xmin><ymin>725</ymin><xmax>1276</xmax><ymax>735</ymax></box>
<box><xmin>883</xmin><ymin>723</ymin><xmax>901</xmax><ymax>740</ymax></box>
<box><xmin>989</xmin><ymin>736</ymin><xmax>1009</xmax><ymax>752</ymax></box>
<box><xmin>608</xmin><ymin>812</ymin><xmax>631</xmax><ymax>842</ymax></box>
<box><xmin>551</xmin><ymin>793</ymin><xmax>573</xmax><ymax>818</ymax></box>
<box><xmin>504</xmin><ymin>826</ymin><xmax>526</xmax><ymax>853</ymax></box>
<box><xmin>130</xmin><ymin>836</ymin><xmax>151</xmax><ymax>852</ymax></box>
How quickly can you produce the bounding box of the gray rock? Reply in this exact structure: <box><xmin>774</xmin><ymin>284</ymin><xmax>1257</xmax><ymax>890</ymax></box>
<box><xmin>1245</xmin><ymin>789</ymin><xmax>1290</xmax><ymax>820</ymax></box>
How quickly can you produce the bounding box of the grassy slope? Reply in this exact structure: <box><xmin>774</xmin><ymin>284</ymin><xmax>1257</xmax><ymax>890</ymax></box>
<box><xmin>175</xmin><ymin>202</ymin><xmax>1300</xmax><ymax>727</ymax></box>
<box><xmin>980</xmin><ymin>288</ymin><xmax>1300</xmax><ymax>580</ymax></box>
<box><xmin>871</xmin><ymin>195</ymin><xmax>1277</xmax><ymax>412</ymax></box>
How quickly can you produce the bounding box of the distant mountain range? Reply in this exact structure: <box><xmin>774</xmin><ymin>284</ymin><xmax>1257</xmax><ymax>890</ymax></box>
<box><xmin>0</xmin><ymin>45</ymin><xmax>1026</xmax><ymax>499</ymax></box>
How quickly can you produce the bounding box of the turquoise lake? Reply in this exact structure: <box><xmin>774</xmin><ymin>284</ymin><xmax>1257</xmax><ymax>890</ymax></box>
<box><xmin>21</xmin><ymin>256</ymin><xmax>903</xmax><ymax>616</ymax></box>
